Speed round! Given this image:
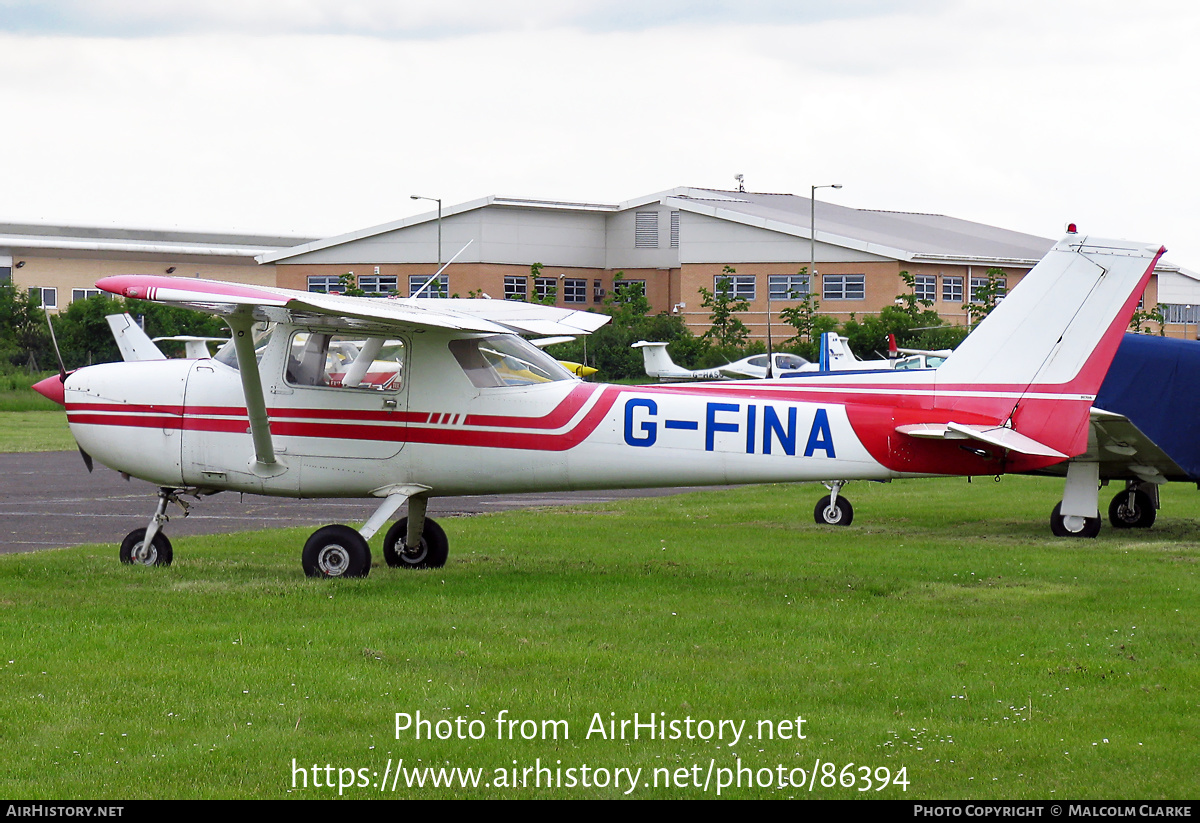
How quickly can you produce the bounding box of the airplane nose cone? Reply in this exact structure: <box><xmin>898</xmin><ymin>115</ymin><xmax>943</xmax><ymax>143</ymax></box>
<box><xmin>32</xmin><ymin>375</ymin><xmax>66</xmax><ymax>407</ymax></box>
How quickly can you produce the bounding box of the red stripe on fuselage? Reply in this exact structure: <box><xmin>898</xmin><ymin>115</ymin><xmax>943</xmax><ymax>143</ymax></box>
<box><xmin>66</xmin><ymin>385</ymin><xmax>623</xmax><ymax>452</ymax></box>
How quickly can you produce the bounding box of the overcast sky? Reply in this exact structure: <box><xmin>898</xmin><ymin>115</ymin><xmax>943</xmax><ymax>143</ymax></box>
<box><xmin>2</xmin><ymin>0</ymin><xmax>1196</xmax><ymax>267</ymax></box>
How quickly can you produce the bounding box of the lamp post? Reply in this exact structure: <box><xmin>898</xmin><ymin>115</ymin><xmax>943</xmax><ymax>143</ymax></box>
<box><xmin>410</xmin><ymin>195</ymin><xmax>442</xmax><ymax>270</ymax></box>
<box><xmin>810</xmin><ymin>183</ymin><xmax>843</xmax><ymax>288</ymax></box>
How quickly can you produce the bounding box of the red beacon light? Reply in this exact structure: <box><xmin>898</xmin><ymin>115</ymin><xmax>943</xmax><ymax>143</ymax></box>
<box><xmin>1065</xmin><ymin>222</ymin><xmax>1078</xmax><ymax>234</ymax></box>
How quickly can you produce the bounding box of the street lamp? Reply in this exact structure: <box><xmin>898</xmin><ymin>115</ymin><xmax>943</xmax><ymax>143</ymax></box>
<box><xmin>810</xmin><ymin>184</ymin><xmax>843</xmax><ymax>289</ymax></box>
<box><xmin>410</xmin><ymin>195</ymin><xmax>443</xmax><ymax>270</ymax></box>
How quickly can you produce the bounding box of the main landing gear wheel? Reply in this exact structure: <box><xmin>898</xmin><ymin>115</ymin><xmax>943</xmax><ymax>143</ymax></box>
<box><xmin>120</xmin><ymin>528</ymin><xmax>173</xmax><ymax>567</ymax></box>
<box><xmin>302</xmin><ymin>525</ymin><xmax>372</xmax><ymax>578</ymax></box>
<box><xmin>814</xmin><ymin>495</ymin><xmax>854</xmax><ymax>526</ymax></box>
<box><xmin>1108</xmin><ymin>489</ymin><xmax>1156</xmax><ymax>529</ymax></box>
<box><xmin>383</xmin><ymin>516</ymin><xmax>449</xmax><ymax>569</ymax></box>
<box><xmin>1049</xmin><ymin>502</ymin><xmax>1101</xmax><ymax>538</ymax></box>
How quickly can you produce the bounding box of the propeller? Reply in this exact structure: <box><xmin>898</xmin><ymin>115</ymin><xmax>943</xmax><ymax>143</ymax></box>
<box><xmin>44</xmin><ymin>310</ymin><xmax>68</xmax><ymax>382</ymax></box>
<box><xmin>43</xmin><ymin>311</ymin><xmax>93</xmax><ymax>472</ymax></box>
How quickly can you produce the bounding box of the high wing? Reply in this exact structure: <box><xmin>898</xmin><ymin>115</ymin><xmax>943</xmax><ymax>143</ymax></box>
<box><xmin>95</xmin><ymin>274</ymin><xmax>611</xmax><ymax>471</ymax></box>
<box><xmin>95</xmin><ymin>275</ymin><xmax>610</xmax><ymax>338</ymax></box>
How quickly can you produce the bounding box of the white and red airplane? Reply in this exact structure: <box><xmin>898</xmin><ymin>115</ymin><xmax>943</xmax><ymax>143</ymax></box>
<box><xmin>33</xmin><ymin>232</ymin><xmax>1164</xmax><ymax>577</ymax></box>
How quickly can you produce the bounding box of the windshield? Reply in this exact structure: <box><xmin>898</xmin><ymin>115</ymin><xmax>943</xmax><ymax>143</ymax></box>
<box><xmin>450</xmin><ymin>334</ymin><xmax>576</xmax><ymax>388</ymax></box>
<box><xmin>213</xmin><ymin>322</ymin><xmax>273</xmax><ymax>370</ymax></box>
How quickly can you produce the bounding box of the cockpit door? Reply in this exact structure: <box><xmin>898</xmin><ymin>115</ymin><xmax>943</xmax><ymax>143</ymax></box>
<box><xmin>266</xmin><ymin>330</ymin><xmax>408</xmax><ymax>460</ymax></box>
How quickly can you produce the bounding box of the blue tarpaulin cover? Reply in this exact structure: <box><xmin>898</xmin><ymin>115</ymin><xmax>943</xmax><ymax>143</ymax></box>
<box><xmin>1096</xmin><ymin>333</ymin><xmax>1200</xmax><ymax>480</ymax></box>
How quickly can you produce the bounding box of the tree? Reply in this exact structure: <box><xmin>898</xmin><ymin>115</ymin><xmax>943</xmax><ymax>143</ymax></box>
<box><xmin>51</xmin><ymin>293</ymin><xmax>127</xmax><ymax>367</ymax></box>
<box><xmin>840</xmin><ymin>271</ymin><xmax>966</xmax><ymax>359</ymax></box>
<box><xmin>777</xmin><ymin>268</ymin><xmax>838</xmax><ymax>360</ymax></box>
<box><xmin>528</xmin><ymin>262</ymin><xmax>557</xmax><ymax>305</ymax></box>
<box><xmin>698</xmin><ymin>266</ymin><xmax>750</xmax><ymax>349</ymax></box>
<box><xmin>962</xmin><ymin>267</ymin><xmax>1006</xmax><ymax>327</ymax></box>
<box><xmin>0</xmin><ymin>284</ymin><xmax>51</xmax><ymax>370</ymax></box>
<box><xmin>336</xmin><ymin>271</ymin><xmax>365</xmax><ymax>297</ymax></box>
<box><xmin>1129</xmin><ymin>303</ymin><xmax>1165</xmax><ymax>335</ymax></box>
<box><xmin>543</xmin><ymin>271</ymin><xmax>697</xmax><ymax>380</ymax></box>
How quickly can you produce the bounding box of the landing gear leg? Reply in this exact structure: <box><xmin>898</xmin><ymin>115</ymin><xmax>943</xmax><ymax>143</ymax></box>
<box><xmin>299</xmin><ymin>485</ymin><xmax>445</xmax><ymax>577</ymax></box>
<box><xmin>814</xmin><ymin>481</ymin><xmax>854</xmax><ymax>526</ymax></box>
<box><xmin>1051</xmin><ymin>462</ymin><xmax>1101</xmax><ymax>538</ymax></box>
<box><xmin>120</xmin><ymin>487</ymin><xmax>188</xmax><ymax>566</ymax></box>
<box><xmin>1108</xmin><ymin>481</ymin><xmax>1158</xmax><ymax>529</ymax></box>
<box><xmin>384</xmin><ymin>496</ymin><xmax>449</xmax><ymax>569</ymax></box>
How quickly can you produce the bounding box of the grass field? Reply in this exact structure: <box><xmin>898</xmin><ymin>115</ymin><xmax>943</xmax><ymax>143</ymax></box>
<box><xmin>0</xmin><ymin>374</ymin><xmax>75</xmax><ymax>452</ymax></box>
<box><xmin>0</xmin><ymin>477</ymin><xmax>1196</xmax><ymax>799</ymax></box>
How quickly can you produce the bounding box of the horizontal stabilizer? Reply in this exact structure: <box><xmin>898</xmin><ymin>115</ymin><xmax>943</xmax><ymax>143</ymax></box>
<box><xmin>897</xmin><ymin>422</ymin><xmax>1067</xmax><ymax>458</ymax></box>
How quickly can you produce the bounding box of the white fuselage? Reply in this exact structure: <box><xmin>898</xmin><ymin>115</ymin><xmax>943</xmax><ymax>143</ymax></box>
<box><xmin>64</xmin><ymin>326</ymin><xmax>897</xmax><ymax>500</ymax></box>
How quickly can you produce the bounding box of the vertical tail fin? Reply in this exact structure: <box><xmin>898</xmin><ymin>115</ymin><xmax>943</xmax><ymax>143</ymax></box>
<box><xmin>935</xmin><ymin>234</ymin><xmax>1164</xmax><ymax>460</ymax></box>
<box><xmin>937</xmin><ymin>235</ymin><xmax>1164</xmax><ymax>392</ymax></box>
<box><xmin>106</xmin><ymin>313</ymin><xmax>167</xmax><ymax>362</ymax></box>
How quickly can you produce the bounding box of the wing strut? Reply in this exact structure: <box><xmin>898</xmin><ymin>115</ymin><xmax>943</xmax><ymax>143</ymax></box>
<box><xmin>227</xmin><ymin>310</ymin><xmax>277</xmax><ymax>467</ymax></box>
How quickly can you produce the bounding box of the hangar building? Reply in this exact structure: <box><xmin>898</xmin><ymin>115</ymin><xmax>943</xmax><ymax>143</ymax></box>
<box><xmin>259</xmin><ymin>187</ymin><xmax>1195</xmax><ymax>338</ymax></box>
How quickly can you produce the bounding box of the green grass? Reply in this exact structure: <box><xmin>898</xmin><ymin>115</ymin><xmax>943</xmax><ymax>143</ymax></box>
<box><xmin>0</xmin><ymin>410</ymin><xmax>72</xmax><ymax>451</ymax></box>
<box><xmin>0</xmin><ymin>371</ymin><xmax>62</xmax><ymax>412</ymax></box>
<box><xmin>0</xmin><ymin>477</ymin><xmax>1197</xmax><ymax>799</ymax></box>
<box><xmin>0</xmin><ymin>373</ymin><xmax>74</xmax><ymax>452</ymax></box>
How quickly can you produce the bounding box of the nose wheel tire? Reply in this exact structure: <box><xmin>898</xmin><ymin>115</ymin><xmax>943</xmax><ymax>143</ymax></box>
<box><xmin>1108</xmin><ymin>489</ymin><xmax>1155</xmax><ymax>529</ymax></box>
<box><xmin>383</xmin><ymin>516</ymin><xmax>449</xmax><ymax>569</ymax></box>
<box><xmin>1050</xmin><ymin>502</ymin><xmax>1101</xmax><ymax>538</ymax></box>
<box><xmin>302</xmin><ymin>525</ymin><xmax>371</xmax><ymax>578</ymax></box>
<box><xmin>120</xmin><ymin>528</ymin><xmax>174</xmax><ymax>567</ymax></box>
<box><xmin>814</xmin><ymin>495</ymin><xmax>853</xmax><ymax>526</ymax></box>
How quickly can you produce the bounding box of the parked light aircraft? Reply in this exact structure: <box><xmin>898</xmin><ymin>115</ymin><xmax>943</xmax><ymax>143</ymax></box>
<box><xmin>635</xmin><ymin>333</ymin><xmax>940</xmax><ymax>381</ymax></box>
<box><xmin>632</xmin><ymin>340</ymin><xmax>817</xmax><ymax>380</ymax></box>
<box><xmin>33</xmin><ymin>232</ymin><xmax>1163</xmax><ymax>576</ymax></box>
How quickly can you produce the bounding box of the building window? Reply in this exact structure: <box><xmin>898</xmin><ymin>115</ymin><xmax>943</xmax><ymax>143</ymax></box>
<box><xmin>504</xmin><ymin>276</ymin><xmax>527</xmax><ymax>300</ymax></box>
<box><xmin>969</xmin><ymin>276</ymin><xmax>1006</xmax><ymax>303</ymax></box>
<box><xmin>635</xmin><ymin>211</ymin><xmax>659</xmax><ymax>248</ymax></box>
<box><xmin>563</xmin><ymin>278</ymin><xmax>588</xmax><ymax>303</ymax></box>
<box><xmin>715</xmin><ymin>274</ymin><xmax>756</xmax><ymax>301</ymax></box>
<box><xmin>29</xmin><ymin>287</ymin><xmax>57</xmax><ymax>309</ymax></box>
<box><xmin>769</xmin><ymin>274</ymin><xmax>810</xmax><ymax>300</ymax></box>
<box><xmin>822</xmin><ymin>274</ymin><xmax>864</xmax><ymax>301</ymax></box>
<box><xmin>357</xmin><ymin>275</ymin><xmax>398</xmax><ymax>296</ymax></box>
<box><xmin>941</xmin><ymin>276</ymin><xmax>963</xmax><ymax>303</ymax></box>
<box><xmin>534</xmin><ymin>277</ymin><xmax>557</xmax><ymax>302</ymax></box>
<box><xmin>1161</xmin><ymin>304</ymin><xmax>1199</xmax><ymax>324</ymax></box>
<box><xmin>409</xmin><ymin>274</ymin><xmax>448</xmax><ymax>298</ymax></box>
<box><xmin>0</xmin><ymin>267</ymin><xmax>10</xmax><ymax>285</ymax></box>
<box><xmin>71</xmin><ymin>289</ymin><xmax>101</xmax><ymax>303</ymax></box>
<box><xmin>914</xmin><ymin>274</ymin><xmax>936</xmax><ymax>303</ymax></box>
<box><xmin>308</xmin><ymin>275</ymin><xmax>341</xmax><ymax>294</ymax></box>
<box><xmin>670</xmin><ymin>211</ymin><xmax>680</xmax><ymax>249</ymax></box>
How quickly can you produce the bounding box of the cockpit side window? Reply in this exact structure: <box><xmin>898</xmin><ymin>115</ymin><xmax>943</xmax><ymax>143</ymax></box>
<box><xmin>285</xmin><ymin>332</ymin><xmax>404</xmax><ymax>391</ymax></box>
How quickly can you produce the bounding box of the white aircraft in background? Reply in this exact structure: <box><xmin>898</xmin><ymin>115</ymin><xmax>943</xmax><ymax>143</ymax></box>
<box><xmin>35</xmin><ymin>232</ymin><xmax>1164</xmax><ymax>576</ymax></box>
<box><xmin>632</xmin><ymin>341</ymin><xmax>817</xmax><ymax>380</ymax></box>
<box><xmin>634</xmin><ymin>332</ymin><xmax>935</xmax><ymax>380</ymax></box>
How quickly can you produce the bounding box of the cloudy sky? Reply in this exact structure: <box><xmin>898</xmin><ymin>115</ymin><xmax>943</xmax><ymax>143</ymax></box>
<box><xmin>1</xmin><ymin>0</ymin><xmax>1196</xmax><ymax>266</ymax></box>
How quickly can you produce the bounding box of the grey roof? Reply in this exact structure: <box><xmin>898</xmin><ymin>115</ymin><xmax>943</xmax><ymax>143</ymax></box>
<box><xmin>666</xmin><ymin>188</ymin><xmax>1057</xmax><ymax>264</ymax></box>
<box><xmin>256</xmin><ymin>186</ymin><xmax>1176</xmax><ymax>271</ymax></box>
<box><xmin>1</xmin><ymin>222</ymin><xmax>315</xmax><ymax>258</ymax></box>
